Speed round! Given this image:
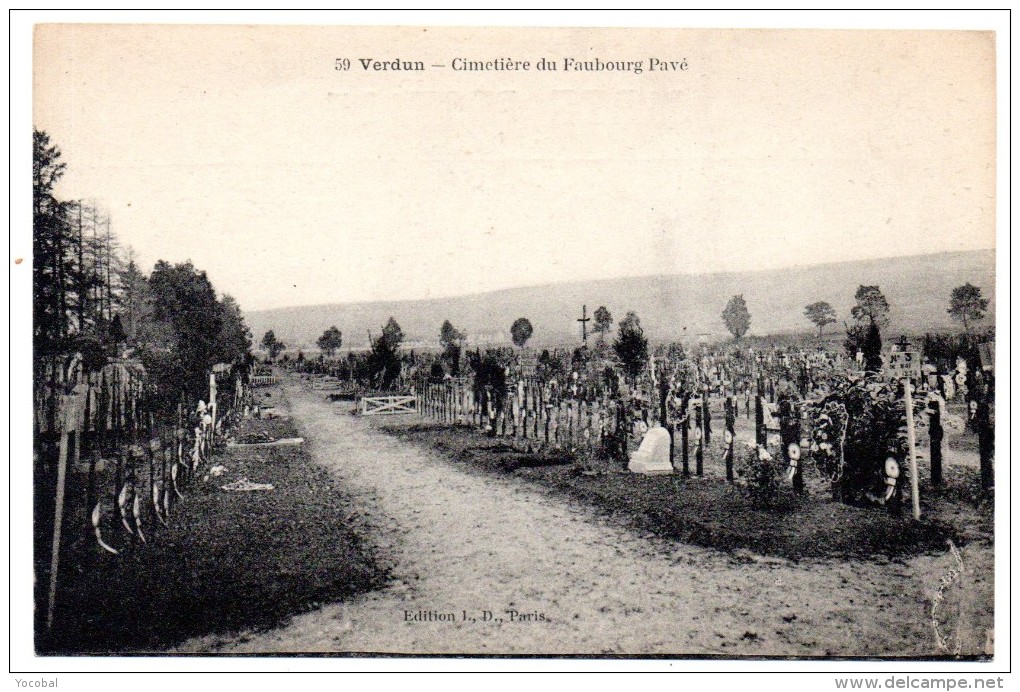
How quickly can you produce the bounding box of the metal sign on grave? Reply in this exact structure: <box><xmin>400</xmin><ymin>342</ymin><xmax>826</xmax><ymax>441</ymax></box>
<box><xmin>520</xmin><ymin>353</ymin><xmax>538</xmax><ymax>378</ymax></box>
<box><xmin>887</xmin><ymin>350</ymin><xmax>922</xmax><ymax>381</ymax></box>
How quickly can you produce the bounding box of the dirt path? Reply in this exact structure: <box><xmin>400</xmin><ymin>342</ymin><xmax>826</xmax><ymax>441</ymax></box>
<box><xmin>178</xmin><ymin>383</ymin><xmax>990</xmax><ymax>656</ymax></box>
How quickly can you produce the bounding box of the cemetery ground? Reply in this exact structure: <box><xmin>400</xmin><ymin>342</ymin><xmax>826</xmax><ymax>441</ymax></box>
<box><xmin>36</xmin><ymin>385</ymin><xmax>385</xmax><ymax>654</ymax></box>
<box><xmin>379</xmin><ymin>399</ymin><xmax>992</xmax><ymax>561</ymax></box>
<box><xmin>175</xmin><ymin>379</ymin><xmax>993</xmax><ymax>657</ymax></box>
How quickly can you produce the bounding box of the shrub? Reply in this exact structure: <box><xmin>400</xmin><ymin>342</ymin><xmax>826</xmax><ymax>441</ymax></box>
<box><xmin>737</xmin><ymin>444</ymin><xmax>783</xmax><ymax>509</ymax></box>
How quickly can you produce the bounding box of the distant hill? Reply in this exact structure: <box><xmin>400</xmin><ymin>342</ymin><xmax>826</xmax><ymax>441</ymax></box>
<box><xmin>245</xmin><ymin>250</ymin><xmax>995</xmax><ymax>352</ymax></box>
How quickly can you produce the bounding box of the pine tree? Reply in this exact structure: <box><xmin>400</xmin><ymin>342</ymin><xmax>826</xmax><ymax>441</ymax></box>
<box><xmin>948</xmin><ymin>283</ymin><xmax>989</xmax><ymax>335</ymax></box>
<box><xmin>613</xmin><ymin>311</ymin><xmax>649</xmax><ymax>381</ymax></box>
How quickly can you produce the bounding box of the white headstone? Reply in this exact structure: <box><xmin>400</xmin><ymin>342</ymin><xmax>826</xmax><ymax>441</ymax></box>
<box><xmin>628</xmin><ymin>426</ymin><xmax>673</xmax><ymax>475</ymax></box>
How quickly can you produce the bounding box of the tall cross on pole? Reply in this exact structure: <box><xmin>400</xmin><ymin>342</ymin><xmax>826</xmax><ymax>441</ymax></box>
<box><xmin>577</xmin><ymin>304</ymin><xmax>591</xmax><ymax>345</ymax></box>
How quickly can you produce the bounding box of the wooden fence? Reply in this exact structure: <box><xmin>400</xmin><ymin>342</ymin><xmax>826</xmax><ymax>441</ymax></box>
<box><xmin>37</xmin><ymin>362</ymin><xmax>244</xmax><ymax>632</ymax></box>
<box><xmin>415</xmin><ymin>379</ymin><xmax>810</xmax><ymax>477</ymax></box>
<box><xmin>416</xmin><ymin>380</ymin><xmax>627</xmax><ymax>455</ymax></box>
<box><xmin>360</xmin><ymin>395</ymin><xmax>417</xmax><ymax>416</ymax></box>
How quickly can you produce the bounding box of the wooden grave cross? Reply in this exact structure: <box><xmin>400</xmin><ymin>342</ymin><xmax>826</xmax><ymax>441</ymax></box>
<box><xmin>577</xmin><ymin>304</ymin><xmax>591</xmax><ymax>345</ymax></box>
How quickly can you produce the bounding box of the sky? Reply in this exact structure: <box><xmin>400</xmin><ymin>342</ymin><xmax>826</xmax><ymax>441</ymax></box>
<box><xmin>30</xmin><ymin>19</ymin><xmax>997</xmax><ymax>314</ymax></box>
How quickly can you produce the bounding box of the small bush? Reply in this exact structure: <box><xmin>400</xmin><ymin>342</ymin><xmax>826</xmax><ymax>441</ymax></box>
<box><xmin>737</xmin><ymin>445</ymin><xmax>783</xmax><ymax>509</ymax></box>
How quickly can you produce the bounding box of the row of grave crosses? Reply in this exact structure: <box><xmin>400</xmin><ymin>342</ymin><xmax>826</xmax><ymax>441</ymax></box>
<box><xmin>571</xmin><ymin>304</ymin><xmax>986</xmax><ymax>401</ymax></box>
<box><xmin>44</xmin><ymin>362</ymin><xmax>237</xmax><ymax>630</ymax></box>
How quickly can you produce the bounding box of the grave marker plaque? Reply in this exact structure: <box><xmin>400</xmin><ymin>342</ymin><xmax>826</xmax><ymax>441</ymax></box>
<box><xmin>887</xmin><ymin>350</ymin><xmax>922</xmax><ymax>381</ymax></box>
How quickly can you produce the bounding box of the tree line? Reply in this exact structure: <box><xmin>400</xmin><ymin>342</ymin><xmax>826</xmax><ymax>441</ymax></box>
<box><xmin>278</xmin><ymin>277</ymin><xmax>990</xmax><ymax>390</ymax></box>
<box><xmin>33</xmin><ymin>129</ymin><xmax>253</xmax><ymax>415</ymax></box>
<box><xmin>719</xmin><ymin>283</ymin><xmax>989</xmax><ymax>344</ymax></box>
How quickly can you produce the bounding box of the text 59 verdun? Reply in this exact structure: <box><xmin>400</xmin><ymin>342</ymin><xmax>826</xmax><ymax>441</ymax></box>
<box><xmin>335</xmin><ymin>57</ymin><xmax>689</xmax><ymax>74</ymax></box>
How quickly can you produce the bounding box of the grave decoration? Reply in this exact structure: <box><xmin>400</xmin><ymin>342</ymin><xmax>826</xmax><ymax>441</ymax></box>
<box><xmin>807</xmin><ymin>374</ymin><xmax>926</xmax><ymax>506</ymax></box>
<box><xmin>628</xmin><ymin>426</ymin><xmax>673</xmax><ymax>475</ymax></box>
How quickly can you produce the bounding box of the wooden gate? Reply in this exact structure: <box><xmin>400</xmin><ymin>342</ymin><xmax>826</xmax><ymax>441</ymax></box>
<box><xmin>360</xmin><ymin>395</ymin><xmax>417</xmax><ymax>416</ymax></box>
